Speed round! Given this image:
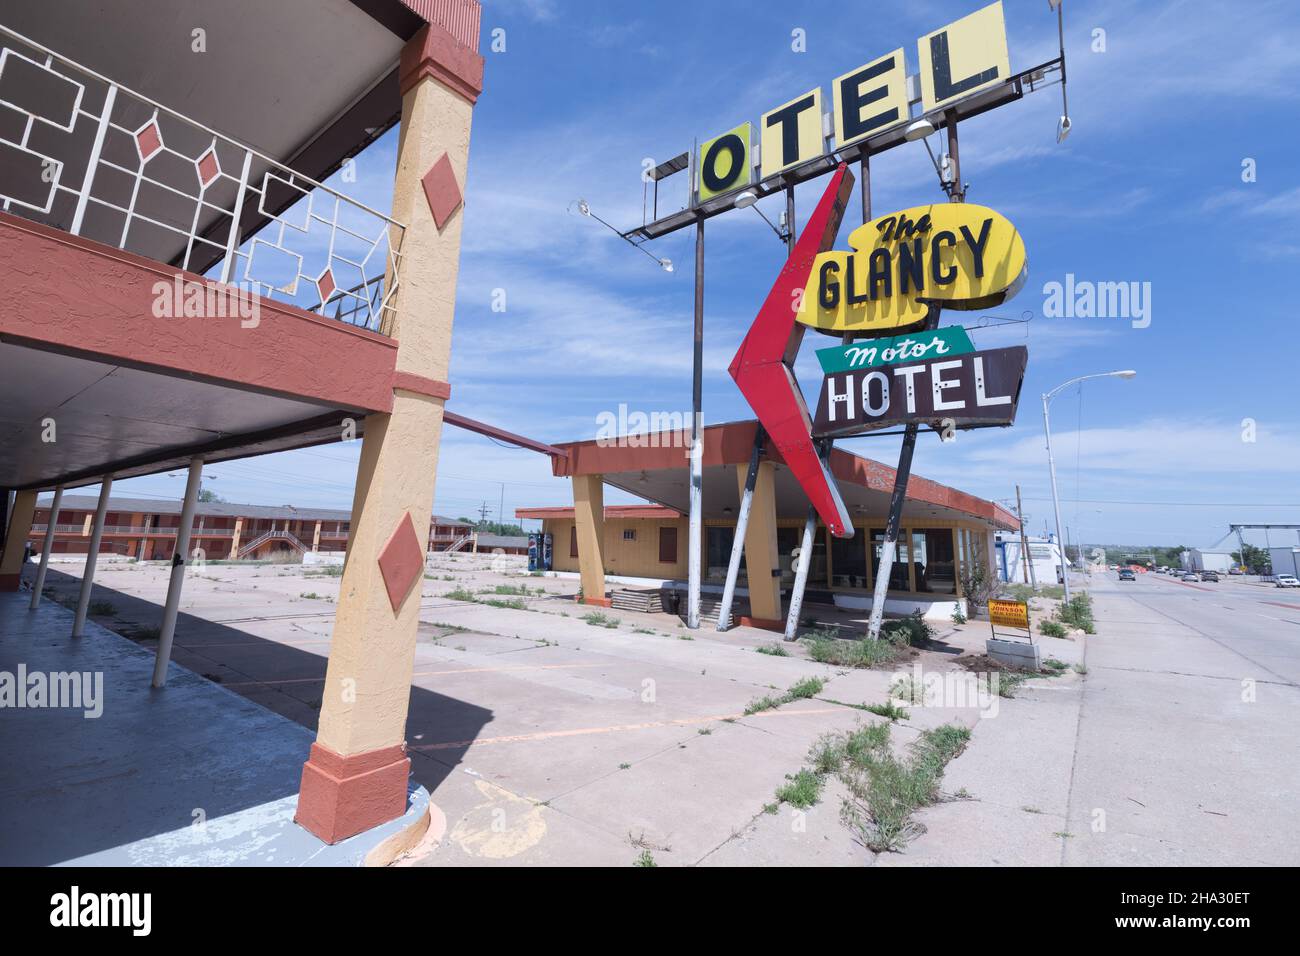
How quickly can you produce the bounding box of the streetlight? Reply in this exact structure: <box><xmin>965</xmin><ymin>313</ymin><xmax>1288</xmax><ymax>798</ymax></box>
<box><xmin>1042</xmin><ymin>370</ymin><xmax>1136</xmax><ymax>601</ymax></box>
<box><xmin>570</xmin><ymin>199</ymin><xmax>673</xmax><ymax>272</ymax></box>
<box><xmin>733</xmin><ymin>190</ymin><xmax>790</xmax><ymax>245</ymax></box>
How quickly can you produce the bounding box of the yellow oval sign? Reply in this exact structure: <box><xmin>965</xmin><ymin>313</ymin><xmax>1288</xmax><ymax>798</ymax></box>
<box><xmin>797</xmin><ymin>202</ymin><xmax>1027</xmax><ymax>335</ymax></box>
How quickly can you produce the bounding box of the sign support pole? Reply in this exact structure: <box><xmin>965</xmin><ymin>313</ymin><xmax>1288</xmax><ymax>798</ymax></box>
<box><xmin>867</xmin><ymin>117</ymin><xmax>964</xmax><ymax>641</ymax></box>
<box><xmin>687</xmin><ymin>215</ymin><xmax>704</xmax><ymax>628</ymax></box>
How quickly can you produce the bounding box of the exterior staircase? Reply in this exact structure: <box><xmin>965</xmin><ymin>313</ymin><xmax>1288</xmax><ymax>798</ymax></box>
<box><xmin>610</xmin><ymin>589</ymin><xmax>664</xmax><ymax>614</ymax></box>
<box><xmin>237</xmin><ymin>530</ymin><xmax>309</xmax><ymax>559</ymax></box>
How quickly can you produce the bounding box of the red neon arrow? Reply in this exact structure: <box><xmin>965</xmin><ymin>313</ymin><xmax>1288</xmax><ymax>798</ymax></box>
<box><xmin>728</xmin><ymin>164</ymin><xmax>856</xmax><ymax>538</ymax></box>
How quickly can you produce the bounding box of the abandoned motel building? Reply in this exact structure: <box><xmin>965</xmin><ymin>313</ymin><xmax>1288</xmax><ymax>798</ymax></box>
<box><xmin>12</xmin><ymin>496</ymin><xmax>503</xmax><ymax>561</ymax></box>
<box><xmin>0</xmin><ymin>0</ymin><xmax>1015</xmax><ymax>853</ymax></box>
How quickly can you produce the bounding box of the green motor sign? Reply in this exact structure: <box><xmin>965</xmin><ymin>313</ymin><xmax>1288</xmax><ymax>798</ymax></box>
<box><xmin>814</xmin><ymin>326</ymin><xmax>975</xmax><ymax>374</ymax></box>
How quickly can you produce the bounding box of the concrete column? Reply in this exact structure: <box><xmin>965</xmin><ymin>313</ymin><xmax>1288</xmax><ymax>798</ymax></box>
<box><xmin>572</xmin><ymin>474</ymin><xmax>608</xmax><ymax>606</ymax></box>
<box><xmin>152</xmin><ymin>458</ymin><xmax>202</xmax><ymax>688</ymax></box>
<box><xmin>72</xmin><ymin>477</ymin><xmax>113</xmax><ymax>636</ymax></box>
<box><xmin>312</xmin><ymin>520</ymin><xmax>321</xmax><ymax>552</ymax></box>
<box><xmin>30</xmin><ymin>485</ymin><xmax>63</xmax><ymax>608</ymax></box>
<box><xmin>230</xmin><ymin>517</ymin><xmax>243</xmax><ymax>559</ymax></box>
<box><xmin>736</xmin><ymin>462</ymin><xmax>781</xmax><ymax>626</ymax></box>
<box><xmin>295</xmin><ymin>17</ymin><xmax>483</xmax><ymax>846</ymax></box>
<box><xmin>0</xmin><ymin>490</ymin><xmax>37</xmax><ymax>591</ymax></box>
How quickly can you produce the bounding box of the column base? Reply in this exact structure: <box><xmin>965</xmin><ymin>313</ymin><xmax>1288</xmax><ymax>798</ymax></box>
<box><xmin>739</xmin><ymin>615</ymin><xmax>784</xmax><ymax>632</ymax></box>
<box><xmin>295</xmin><ymin>742</ymin><xmax>411</xmax><ymax>845</ymax></box>
<box><xmin>578</xmin><ymin>595</ymin><xmax>611</xmax><ymax>607</ymax></box>
<box><xmin>0</xmin><ymin>573</ymin><xmax>20</xmax><ymax>592</ymax></box>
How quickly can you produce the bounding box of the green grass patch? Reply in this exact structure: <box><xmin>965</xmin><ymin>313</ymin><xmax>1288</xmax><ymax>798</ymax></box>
<box><xmin>755</xmin><ymin>643</ymin><xmax>789</xmax><ymax>657</ymax></box>
<box><xmin>744</xmin><ymin>676</ymin><xmax>826</xmax><ymax>715</ymax></box>
<box><xmin>1055</xmin><ymin>592</ymin><xmax>1096</xmax><ymax>634</ymax></box>
<box><xmin>837</xmin><ymin>722</ymin><xmax>972</xmax><ymax>853</ymax></box>
<box><xmin>864</xmin><ymin>700</ymin><xmax>910</xmax><ymax>721</ymax></box>
<box><xmin>803</xmin><ymin>634</ymin><xmax>904</xmax><ymax>668</ymax></box>
<box><xmin>583</xmin><ymin>611</ymin><xmax>619</xmax><ymax>628</ymax></box>
<box><xmin>774</xmin><ymin>768</ymin><xmax>823</xmax><ymax>809</ymax></box>
<box><xmin>1039</xmin><ymin>619</ymin><xmax>1068</xmax><ymax>638</ymax></box>
<box><xmin>88</xmin><ymin>600</ymin><xmax>116</xmax><ymax>616</ymax></box>
<box><xmin>633</xmin><ymin>850</ymin><xmax>657</xmax><ymax>867</ymax></box>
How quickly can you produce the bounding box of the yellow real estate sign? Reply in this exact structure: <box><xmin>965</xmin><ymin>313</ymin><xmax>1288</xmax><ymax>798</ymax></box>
<box><xmin>988</xmin><ymin>598</ymin><xmax>1030</xmax><ymax>631</ymax></box>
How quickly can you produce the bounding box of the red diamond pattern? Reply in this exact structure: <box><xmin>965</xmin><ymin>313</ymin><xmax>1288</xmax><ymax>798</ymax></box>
<box><xmin>135</xmin><ymin>121</ymin><xmax>163</xmax><ymax>163</ymax></box>
<box><xmin>377</xmin><ymin>512</ymin><xmax>424</xmax><ymax>612</ymax></box>
<box><xmin>316</xmin><ymin>267</ymin><xmax>336</xmax><ymax>304</ymax></box>
<box><xmin>421</xmin><ymin>153</ymin><xmax>463</xmax><ymax>230</ymax></box>
<box><xmin>197</xmin><ymin>148</ymin><xmax>220</xmax><ymax>188</ymax></box>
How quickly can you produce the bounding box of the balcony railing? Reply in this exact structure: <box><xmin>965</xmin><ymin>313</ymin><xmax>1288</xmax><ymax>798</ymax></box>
<box><xmin>0</xmin><ymin>23</ymin><xmax>405</xmax><ymax>333</ymax></box>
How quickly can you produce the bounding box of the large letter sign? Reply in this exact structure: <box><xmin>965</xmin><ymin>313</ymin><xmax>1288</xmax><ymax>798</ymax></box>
<box><xmin>919</xmin><ymin>2</ymin><xmax>1010</xmax><ymax>112</ymax></box>
<box><xmin>697</xmin><ymin>123</ymin><xmax>752</xmax><ymax>202</ymax></box>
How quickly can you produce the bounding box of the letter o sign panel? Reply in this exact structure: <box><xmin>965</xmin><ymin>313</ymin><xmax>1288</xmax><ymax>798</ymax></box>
<box><xmin>697</xmin><ymin>122</ymin><xmax>751</xmax><ymax>202</ymax></box>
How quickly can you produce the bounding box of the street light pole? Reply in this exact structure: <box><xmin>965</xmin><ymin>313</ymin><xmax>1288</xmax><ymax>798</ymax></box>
<box><xmin>1042</xmin><ymin>370</ymin><xmax>1137</xmax><ymax>602</ymax></box>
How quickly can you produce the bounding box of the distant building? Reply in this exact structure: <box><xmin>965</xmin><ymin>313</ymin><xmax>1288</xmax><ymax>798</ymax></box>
<box><xmin>1269</xmin><ymin>548</ymin><xmax>1299</xmax><ymax>577</ymax></box>
<box><xmin>472</xmin><ymin>533</ymin><xmax>528</xmax><ymax>555</ymax></box>
<box><xmin>1184</xmin><ymin>549</ymin><xmax>1235</xmax><ymax>573</ymax></box>
<box><xmin>994</xmin><ymin>532</ymin><xmax>1064</xmax><ymax>585</ymax></box>
<box><xmin>28</xmin><ymin>495</ymin><xmax>472</xmax><ymax>561</ymax></box>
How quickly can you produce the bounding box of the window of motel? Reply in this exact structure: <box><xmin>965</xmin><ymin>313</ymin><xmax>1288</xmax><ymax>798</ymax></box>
<box><xmin>831</xmin><ymin>529</ymin><xmax>867</xmax><ymax>589</ymax></box>
<box><xmin>659</xmin><ymin>526</ymin><xmax>678</xmax><ymax>564</ymax></box>
<box><xmin>912</xmin><ymin>528</ymin><xmax>956</xmax><ymax>594</ymax></box>
<box><xmin>871</xmin><ymin>528</ymin><xmax>912</xmax><ymax>591</ymax></box>
<box><xmin>705</xmin><ymin>526</ymin><xmax>733</xmax><ymax>580</ymax></box>
<box><xmin>777</xmin><ymin>526</ymin><xmax>825</xmax><ymax>586</ymax></box>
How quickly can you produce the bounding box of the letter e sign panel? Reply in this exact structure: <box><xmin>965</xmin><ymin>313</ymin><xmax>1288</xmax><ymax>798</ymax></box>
<box><xmin>833</xmin><ymin>48</ymin><xmax>909</xmax><ymax>149</ymax></box>
<box><xmin>698</xmin><ymin>122</ymin><xmax>752</xmax><ymax>202</ymax></box>
<box><xmin>760</xmin><ymin>88</ymin><xmax>824</xmax><ymax>179</ymax></box>
<box><xmin>919</xmin><ymin>1</ymin><xmax>1010</xmax><ymax>113</ymax></box>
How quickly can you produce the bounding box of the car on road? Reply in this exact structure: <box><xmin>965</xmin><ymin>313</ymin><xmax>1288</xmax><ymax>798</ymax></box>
<box><xmin>1200</xmin><ymin>571</ymin><xmax>1220</xmax><ymax>582</ymax></box>
<box><xmin>1118</xmin><ymin>568</ymin><xmax>1136</xmax><ymax>581</ymax></box>
<box><xmin>1228</xmin><ymin>567</ymin><xmax>1243</xmax><ymax>575</ymax></box>
<box><xmin>1276</xmin><ymin>575</ymin><xmax>1300</xmax><ymax>588</ymax></box>
<box><xmin>1180</xmin><ymin>572</ymin><xmax>1200</xmax><ymax>582</ymax></box>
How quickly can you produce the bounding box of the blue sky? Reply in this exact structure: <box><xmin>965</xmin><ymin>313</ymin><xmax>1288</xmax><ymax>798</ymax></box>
<box><xmin>107</xmin><ymin>0</ymin><xmax>1300</xmax><ymax>551</ymax></box>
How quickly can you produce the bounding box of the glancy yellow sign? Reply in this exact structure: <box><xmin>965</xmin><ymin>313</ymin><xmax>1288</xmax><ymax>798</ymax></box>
<box><xmin>798</xmin><ymin>203</ymin><xmax>1027</xmax><ymax>334</ymax></box>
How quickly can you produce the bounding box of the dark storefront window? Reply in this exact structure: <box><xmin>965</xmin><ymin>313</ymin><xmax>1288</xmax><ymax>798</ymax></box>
<box><xmin>706</xmin><ymin>526</ymin><xmax>733</xmax><ymax>579</ymax></box>
<box><xmin>831</xmin><ymin>530</ymin><xmax>867</xmax><ymax>589</ymax></box>
<box><xmin>913</xmin><ymin>528</ymin><xmax>956</xmax><ymax>594</ymax></box>
<box><xmin>871</xmin><ymin>528</ymin><xmax>913</xmax><ymax>591</ymax></box>
<box><xmin>777</xmin><ymin>525</ymin><xmax>826</xmax><ymax>586</ymax></box>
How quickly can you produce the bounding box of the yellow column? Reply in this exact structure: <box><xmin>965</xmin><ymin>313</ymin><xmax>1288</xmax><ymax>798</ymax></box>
<box><xmin>297</xmin><ymin>18</ymin><xmax>483</xmax><ymax>845</ymax></box>
<box><xmin>572</xmin><ymin>474</ymin><xmax>607</xmax><ymax>606</ymax></box>
<box><xmin>0</xmin><ymin>490</ymin><xmax>37</xmax><ymax>591</ymax></box>
<box><xmin>312</xmin><ymin>520</ymin><xmax>321</xmax><ymax>553</ymax></box>
<box><xmin>737</xmin><ymin>461</ymin><xmax>781</xmax><ymax>624</ymax></box>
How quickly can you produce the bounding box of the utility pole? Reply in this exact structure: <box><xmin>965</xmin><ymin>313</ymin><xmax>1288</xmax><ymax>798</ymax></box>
<box><xmin>1015</xmin><ymin>484</ymin><xmax>1036</xmax><ymax>588</ymax></box>
<box><xmin>477</xmin><ymin>501</ymin><xmax>490</xmax><ymax>526</ymax></box>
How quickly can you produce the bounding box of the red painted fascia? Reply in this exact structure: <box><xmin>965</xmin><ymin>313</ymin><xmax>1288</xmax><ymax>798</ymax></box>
<box><xmin>0</xmin><ymin>211</ymin><xmax>398</xmax><ymax>414</ymax></box>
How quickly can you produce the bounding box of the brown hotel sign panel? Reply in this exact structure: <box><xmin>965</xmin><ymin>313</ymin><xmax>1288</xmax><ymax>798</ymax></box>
<box><xmin>812</xmin><ymin>345</ymin><xmax>1028</xmax><ymax>438</ymax></box>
